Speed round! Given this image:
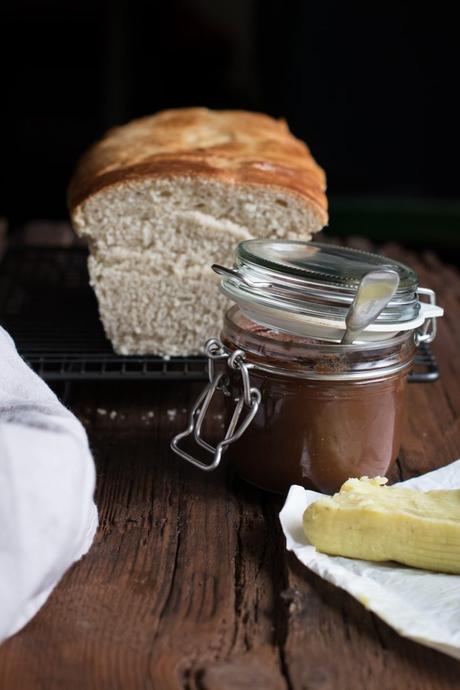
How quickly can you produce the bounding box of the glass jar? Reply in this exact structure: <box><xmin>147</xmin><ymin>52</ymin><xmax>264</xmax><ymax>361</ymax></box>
<box><xmin>172</xmin><ymin>240</ymin><xmax>443</xmax><ymax>493</ymax></box>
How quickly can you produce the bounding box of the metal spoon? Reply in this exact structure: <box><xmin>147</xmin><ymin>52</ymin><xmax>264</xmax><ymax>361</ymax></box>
<box><xmin>341</xmin><ymin>269</ymin><xmax>400</xmax><ymax>345</ymax></box>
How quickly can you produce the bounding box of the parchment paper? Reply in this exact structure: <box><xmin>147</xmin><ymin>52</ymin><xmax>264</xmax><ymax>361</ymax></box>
<box><xmin>279</xmin><ymin>460</ymin><xmax>460</xmax><ymax>660</ymax></box>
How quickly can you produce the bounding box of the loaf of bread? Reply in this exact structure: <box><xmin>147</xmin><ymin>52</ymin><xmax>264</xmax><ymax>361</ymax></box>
<box><xmin>68</xmin><ymin>108</ymin><xmax>328</xmax><ymax>355</ymax></box>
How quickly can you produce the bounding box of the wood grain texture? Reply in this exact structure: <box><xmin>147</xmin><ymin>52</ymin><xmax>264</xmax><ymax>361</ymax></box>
<box><xmin>0</xmin><ymin>238</ymin><xmax>459</xmax><ymax>689</ymax></box>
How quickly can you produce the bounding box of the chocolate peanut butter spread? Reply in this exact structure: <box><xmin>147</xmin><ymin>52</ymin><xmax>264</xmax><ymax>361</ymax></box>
<box><xmin>226</xmin><ymin>370</ymin><xmax>407</xmax><ymax>494</ymax></box>
<box><xmin>222</xmin><ymin>308</ymin><xmax>414</xmax><ymax>494</ymax></box>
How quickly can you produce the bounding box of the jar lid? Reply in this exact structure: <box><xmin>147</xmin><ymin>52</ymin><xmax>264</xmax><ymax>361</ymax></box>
<box><xmin>214</xmin><ymin>240</ymin><xmax>443</xmax><ymax>342</ymax></box>
<box><xmin>238</xmin><ymin>240</ymin><xmax>417</xmax><ymax>293</ymax></box>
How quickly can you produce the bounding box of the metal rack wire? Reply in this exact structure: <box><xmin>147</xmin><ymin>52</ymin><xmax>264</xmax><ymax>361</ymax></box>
<box><xmin>0</xmin><ymin>246</ymin><xmax>438</xmax><ymax>383</ymax></box>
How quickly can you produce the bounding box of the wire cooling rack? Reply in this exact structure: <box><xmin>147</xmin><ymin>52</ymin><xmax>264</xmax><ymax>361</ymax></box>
<box><xmin>0</xmin><ymin>246</ymin><xmax>438</xmax><ymax>383</ymax></box>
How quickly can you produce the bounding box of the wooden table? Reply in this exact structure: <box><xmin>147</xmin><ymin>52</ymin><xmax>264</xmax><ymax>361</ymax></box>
<box><xmin>1</xmin><ymin>238</ymin><xmax>460</xmax><ymax>690</ymax></box>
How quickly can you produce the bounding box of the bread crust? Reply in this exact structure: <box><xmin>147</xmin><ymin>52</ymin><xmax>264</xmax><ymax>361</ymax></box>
<box><xmin>68</xmin><ymin>108</ymin><xmax>328</xmax><ymax>224</ymax></box>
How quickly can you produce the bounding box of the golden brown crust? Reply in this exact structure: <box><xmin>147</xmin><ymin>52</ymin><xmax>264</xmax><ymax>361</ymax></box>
<box><xmin>68</xmin><ymin>107</ymin><xmax>328</xmax><ymax>224</ymax></box>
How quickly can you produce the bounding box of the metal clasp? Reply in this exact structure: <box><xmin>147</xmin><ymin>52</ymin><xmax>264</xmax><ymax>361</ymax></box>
<box><xmin>171</xmin><ymin>339</ymin><xmax>261</xmax><ymax>471</ymax></box>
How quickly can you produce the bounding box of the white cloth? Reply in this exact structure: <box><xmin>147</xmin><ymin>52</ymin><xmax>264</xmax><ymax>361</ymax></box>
<box><xmin>280</xmin><ymin>461</ymin><xmax>460</xmax><ymax>660</ymax></box>
<box><xmin>0</xmin><ymin>326</ymin><xmax>97</xmax><ymax>641</ymax></box>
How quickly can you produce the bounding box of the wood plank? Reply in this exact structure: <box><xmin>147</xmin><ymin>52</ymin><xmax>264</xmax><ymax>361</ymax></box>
<box><xmin>0</xmin><ymin>382</ymin><xmax>289</xmax><ymax>689</ymax></box>
<box><xmin>283</xmin><ymin>557</ymin><xmax>460</xmax><ymax>690</ymax></box>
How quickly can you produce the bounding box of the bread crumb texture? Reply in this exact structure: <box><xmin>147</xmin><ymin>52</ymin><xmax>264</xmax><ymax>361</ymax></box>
<box><xmin>69</xmin><ymin>108</ymin><xmax>328</xmax><ymax>355</ymax></box>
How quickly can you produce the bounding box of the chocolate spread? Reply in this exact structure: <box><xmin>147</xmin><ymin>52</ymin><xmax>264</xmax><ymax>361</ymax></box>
<box><xmin>222</xmin><ymin>308</ymin><xmax>414</xmax><ymax>494</ymax></box>
<box><xmin>226</xmin><ymin>370</ymin><xmax>407</xmax><ymax>494</ymax></box>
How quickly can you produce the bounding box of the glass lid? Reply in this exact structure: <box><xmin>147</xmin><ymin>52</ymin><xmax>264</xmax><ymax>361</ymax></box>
<box><xmin>237</xmin><ymin>240</ymin><xmax>418</xmax><ymax>294</ymax></box>
<box><xmin>212</xmin><ymin>239</ymin><xmax>429</xmax><ymax>341</ymax></box>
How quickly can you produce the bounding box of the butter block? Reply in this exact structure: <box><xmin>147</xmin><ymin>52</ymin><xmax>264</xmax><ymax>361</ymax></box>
<box><xmin>303</xmin><ymin>477</ymin><xmax>460</xmax><ymax>574</ymax></box>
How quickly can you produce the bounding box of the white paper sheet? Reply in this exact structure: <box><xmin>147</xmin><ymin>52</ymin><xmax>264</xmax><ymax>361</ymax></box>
<box><xmin>279</xmin><ymin>460</ymin><xmax>460</xmax><ymax>660</ymax></box>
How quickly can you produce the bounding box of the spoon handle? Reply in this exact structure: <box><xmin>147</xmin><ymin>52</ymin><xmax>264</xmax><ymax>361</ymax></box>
<box><xmin>341</xmin><ymin>269</ymin><xmax>400</xmax><ymax>345</ymax></box>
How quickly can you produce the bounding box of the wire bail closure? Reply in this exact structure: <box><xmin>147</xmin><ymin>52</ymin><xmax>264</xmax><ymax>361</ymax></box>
<box><xmin>170</xmin><ymin>339</ymin><xmax>261</xmax><ymax>471</ymax></box>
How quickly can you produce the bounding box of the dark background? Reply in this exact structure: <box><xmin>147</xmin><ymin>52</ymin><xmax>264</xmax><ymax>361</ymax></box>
<box><xmin>0</xmin><ymin>0</ymin><xmax>458</xmax><ymax>248</ymax></box>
